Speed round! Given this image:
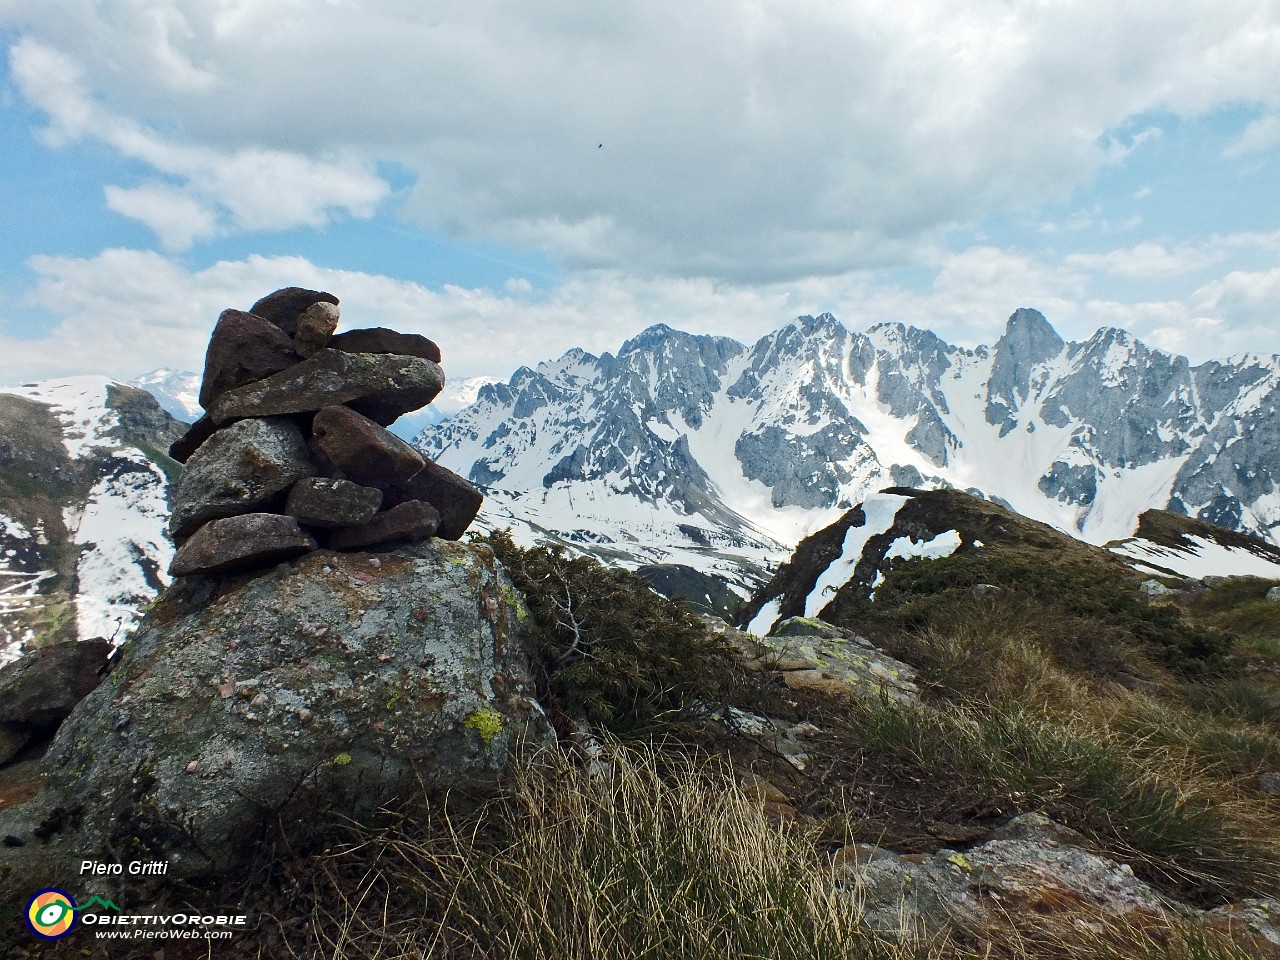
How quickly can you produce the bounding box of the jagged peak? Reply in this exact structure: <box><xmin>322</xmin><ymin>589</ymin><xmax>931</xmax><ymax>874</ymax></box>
<box><xmin>998</xmin><ymin>308</ymin><xmax>1065</xmax><ymax>358</ymax></box>
<box><xmin>788</xmin><ymin>312</ymin><xmax>846</xmax><ymax>336</ymax></box>
<box><xmin>619</xmin><ymin>323</ymin><xmax>680</xmax><ymax>355</ymax></box>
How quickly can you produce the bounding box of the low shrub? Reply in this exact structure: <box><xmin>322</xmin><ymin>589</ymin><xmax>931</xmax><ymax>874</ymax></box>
<box><xmin>477</xmin><ymin>529</ymin><xmax>757</xmax><ymax>734</ymax></box>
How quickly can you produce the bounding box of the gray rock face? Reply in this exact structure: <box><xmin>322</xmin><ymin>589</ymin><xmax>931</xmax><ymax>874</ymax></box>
<box><xmin>1039</xmin><ymin>459</ymin><xmax>1099</xmax><ymax>506</ymax></box>
<box><xmin>0</xmin><ymin>540</ymin><xmax>551</xmax><ymax>896</ymax></box>
<box><xmin>208</xmin><ymin>349</ymin><xmax>445</xmax><ymax>427</ymax></box>
<box><xmin>736</xmin><ymin>423</ymin><xmax>869</xmax><ymax>509</ymax></box>
<box><xmin>169</xmin><ymin>417</ymin><xmax>314</xmax><ymax>539</ymax></box>
<box><xmin>169</xmin><ymin>513</ymin><xmax>318</xmax><ymax>576</ymax></box>
<box><xmin>984</xmin><ymin>308</ymin><xmax>1066</xmax><ymax>435</ymax></box>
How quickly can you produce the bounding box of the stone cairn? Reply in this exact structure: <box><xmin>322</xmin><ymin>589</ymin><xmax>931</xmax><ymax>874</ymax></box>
<box><xmin>166</xmin><ymin>287</ymin><xmax>482</xmax><ymax>577</ymax></box>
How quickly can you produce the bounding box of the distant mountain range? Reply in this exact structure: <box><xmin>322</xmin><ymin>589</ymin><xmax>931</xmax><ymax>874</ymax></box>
<box><xmin>3</xmin><ymin>307</ymin><xmax>1276</xmax><ymax>651</ymax></box>
<box><xmin>415</xmin><ymin>308</ymin><xmax>1280</xmax><ymax>608</ymax></box>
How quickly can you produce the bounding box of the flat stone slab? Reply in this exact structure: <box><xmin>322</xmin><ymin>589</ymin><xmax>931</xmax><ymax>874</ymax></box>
<box><xmin>170</xmin><ymin>417</ymin><xmax>315</xmax><ymax>539</ymax></box>
<box><xmin>285</xmin><ymin>477</ymin><xmax>383</xmax><ymax>529</ymax></box>
<box><xmin>310</xmin><ymin>405</ymin><xmax>426</xmax><ymax>493</ymax></box>
<box><xmin>714</xmin><ymin>616</ymin><xmax>920</xmax><ymax>705</ymax></box>
<box><xmin>331</xmin><ymin>327</ymin><xmax>442</xmax><ymax>363</ymax></box>
<box><xmin>327</xmin><ymin>500</ymin><xmax>441</xmax><ymax>550</ymax></box>
<box><xmin>199</xmin><ymin>309</ymin><xmax>301</xmax><ymax>409</ymax></box>
<box><xmin>208</xmin><ymin>349</ymin><xmax>444</xmax><ymax>427</ymax></box>
<box><xmin>170</xmin><ymin>513</ymin><xmax>318</xmax><ymax>576</ymax></box>
<box><xmin>248</xmin><ymin>287</ymin><xmax>339</xmax><ymax>337</ymax></box>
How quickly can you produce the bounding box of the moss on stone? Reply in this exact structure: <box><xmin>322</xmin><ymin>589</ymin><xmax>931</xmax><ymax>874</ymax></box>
<box><xmin>464</xmin><ymin>707</ymin><xmax>505</xmax><ymax>746</ymax></box>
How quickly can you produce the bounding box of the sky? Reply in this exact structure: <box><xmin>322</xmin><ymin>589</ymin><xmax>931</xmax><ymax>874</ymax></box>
<box><xmin>0</xmin><ymin>0</ymin><xmax>1278</xmax><ymax>390</ymax></box>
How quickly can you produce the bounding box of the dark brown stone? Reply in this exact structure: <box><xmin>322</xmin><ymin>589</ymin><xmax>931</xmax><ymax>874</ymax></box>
<box><xmin>170</xmin><ymin>513</ymin><xmax>317</xmax><ymax>576</ymax></box>
<box><xmin>169</xmin><ymin>417</ymin><xmax>315</xmax><ymax>540</ymax></box>
<box><xmin>169</xmin><ymin>414</ymin><xmax>217</xmax><ymax>463</ymax></box>
<box><xmin>0</xmin><ymin>727</ymin><xmax>29</xmax><ymax>767</ymax></box>
<box><xmin>310</xmin><ymin>405</ymin><xmax>426</xmax><ymax>493</ymax></box>
<box><xmin>0</xmin><ymin>638</ymin><xmax>112</xmax><ymax>731</ymax></box>
<box><xmin>294</xmin><ymin>301</ymin><xmax>340</xmax><ymax>358</ymax></box>
<box><xmin>395</xmin><ymin>460</ymin><xmax>484</xmax><ymax>540</ymax></box>
<box><xmin>248</xmin><ymin>287</ymin><xmax>339</xmax><ymax>337</ymax></box>
<box><xmin>330</xmin><ymin>327</ymin><xmax>442</xmax><ymax>364</ymax></box>
<box><xmin>326</xmin><ymin>500</ymin><xmax>440</xmax><ymax>551</ymax></box>
<box><xmin>285</xmin><ymin>477</ymin><xmax>383</xmax><ymax>529</ymax></box>
<box><xmin>208</xmin><ymin>349</ymin><xmax>444</xmax><ymax>427</ymax></box>
<box><xmin>198</xmin><ymin>309</ymin><xmax>302</xmax><ymax>410</ymax></box>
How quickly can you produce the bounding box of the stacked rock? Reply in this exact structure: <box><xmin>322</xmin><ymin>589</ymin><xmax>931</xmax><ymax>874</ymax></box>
<box><xmin>166</xmin><ymin>287</ymin><xmax>483</xmax><ymax>577</ymax></box>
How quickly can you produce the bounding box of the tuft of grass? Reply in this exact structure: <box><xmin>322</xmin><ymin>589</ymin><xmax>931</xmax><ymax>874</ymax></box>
<box><xmin>828</xmin><ymin>696</ymin><xmax>1280</xmax><ymax>903</ymax></box>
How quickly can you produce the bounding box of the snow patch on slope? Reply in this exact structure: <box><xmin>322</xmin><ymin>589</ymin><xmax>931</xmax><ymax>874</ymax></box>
<box><xmin>3</xmin><ymin>377</ymin><xmax>120</xmax><ymax>459</ymax></box>
<box><xmin>1110</xmin><ymin>537</ymin><xmax>1280</xmax><ymax>581</ymax></box>
<box><xmin>801</xmin><ymin>493</ymin><xmax>910</xmax><ymax>622</ymax></box>
<box><xmin>66</xmin><ymin>453</ymin><xmax>173</xmax><ymax>641</ymax></box>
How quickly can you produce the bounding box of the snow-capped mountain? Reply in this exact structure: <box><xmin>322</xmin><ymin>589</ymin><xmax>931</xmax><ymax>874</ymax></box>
<box><xmin>417</xmin><ymin>309</ymin><xmax>1280</xmax><ymax>605</ymax></box>
<box><xmin>0</xmin><ymin>378</ymin><xmax>184</xmax><ymax>664</ymax></box>
<box><xmin>129</xmin><ymin>368</ymin><xmax>201</xmax><ymax>423</ymax></box>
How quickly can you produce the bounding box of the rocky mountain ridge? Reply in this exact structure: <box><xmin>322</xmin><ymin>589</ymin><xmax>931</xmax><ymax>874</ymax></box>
<box><xmin>418</xmin><ymin>309</ymin><xmax>1280</xmax><ymax>607</ymax></box>
<box><xmin>0</xmin><ymin>378</ymin><xmax>184</xmax><ymax>663</ymax></box>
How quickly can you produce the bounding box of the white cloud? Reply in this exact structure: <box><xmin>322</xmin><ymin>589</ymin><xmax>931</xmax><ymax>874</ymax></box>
<box><xmin>1065</xmin><ymin>242</ymin><xmax>1225</xmax><ymax>281</ymax></box>
<box><xmin>1225</xmin><ymin>112</ymin><xmax>1280</xmax><ymax>157</ymax></box>
<box><xmin>8</xmin><ymin>37</ymin><xmax>390</xmax><ymax>243</ymax></box>
<box><xmin>6</xmin><ymin>1</ymin><xmax>1280</xmax><ymax>277</ymax></box>
<box><xmin>103</xmin><ymin>182</ymin><xmax>218</xmax><ymax>250</ymax></box>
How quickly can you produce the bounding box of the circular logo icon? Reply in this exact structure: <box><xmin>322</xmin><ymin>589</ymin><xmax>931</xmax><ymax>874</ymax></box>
<box><xmin>26</xmin><ymin>888</ymin><xmax>78</xmax><ymax>940</ymax></box>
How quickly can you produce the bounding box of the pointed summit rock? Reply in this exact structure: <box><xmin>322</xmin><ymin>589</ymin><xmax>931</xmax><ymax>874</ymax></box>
<box><xmin>985</xmin><ymin>308</ymin><xmax>1066</xmax><ymax>432</ymax></box>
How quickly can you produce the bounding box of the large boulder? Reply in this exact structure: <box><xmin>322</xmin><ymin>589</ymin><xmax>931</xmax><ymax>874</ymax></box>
<box><xmin>0</xmin><ymin>639</ymin><xmax>112</xmax><ymax>733</ymax></box>
<box><xmin>207</xmin><ymin>349</ymin><xmax>444</xmax><ymax>427</ymax></box>
<box><xmin>169</xmin><ymin>417</ymin><xmax>315</xmax><ymax>539</ymax></box>
<box><xmin>0</xmin><ymin>540</ymin><xmax>551</xmax><ymax>898</ymax></box>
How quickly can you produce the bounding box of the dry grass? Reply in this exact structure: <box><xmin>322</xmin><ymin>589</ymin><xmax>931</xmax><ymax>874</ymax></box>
<box><xmin>284</xmin><ymin>744</ymin><xmax>936</xmax><ymax>960</ymax></box>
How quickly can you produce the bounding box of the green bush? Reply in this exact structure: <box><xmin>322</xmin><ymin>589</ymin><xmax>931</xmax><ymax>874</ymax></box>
<box><xmin>478</xmin><ymin>530</ymin><xmax>751</xmax><ymax>734</ymax></box>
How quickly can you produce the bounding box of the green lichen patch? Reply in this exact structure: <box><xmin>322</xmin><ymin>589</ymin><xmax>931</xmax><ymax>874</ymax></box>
<box><xmin>464</xmin><ymin>707</ymin><xmax>505</xmax><ymax>746</ymax></box>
